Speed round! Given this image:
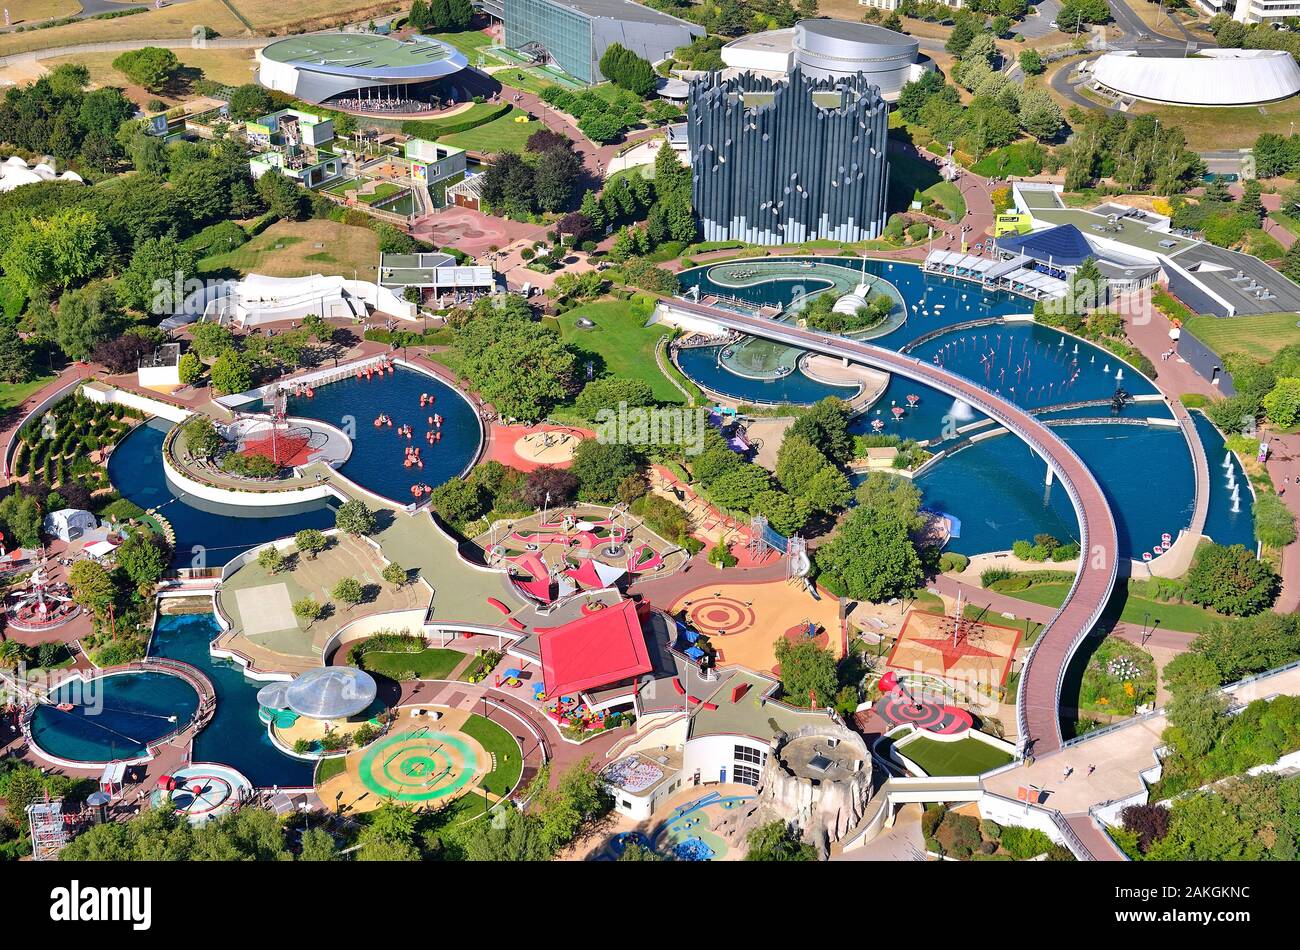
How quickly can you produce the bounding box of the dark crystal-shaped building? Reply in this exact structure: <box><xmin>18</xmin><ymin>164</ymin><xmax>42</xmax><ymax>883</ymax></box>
<box><xmin>687</xmin><ymin>66</ymin><xmax>890</xmax><ymax>246</ymax></box>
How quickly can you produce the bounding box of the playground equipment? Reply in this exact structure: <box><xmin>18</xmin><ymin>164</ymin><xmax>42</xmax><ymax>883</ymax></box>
<box><xmin>5</xmin><ymin>568</ymin><xmax>80</xmax><ymax>631</ymax></box>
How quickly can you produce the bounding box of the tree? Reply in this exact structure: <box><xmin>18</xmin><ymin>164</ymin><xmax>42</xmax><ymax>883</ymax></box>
<box><xmin>116</xmin><ymin>532</ymin><xmax>168</xmax><ymax>589</ymax></box>
<box><xmin>0</xmin><ymin>491</ymin><xmax>40</xmax><ymax>548</ymax></box>
<box><xmin>298</xmin><ymin>827</ymin><xmax>338</xmax><ymax>861</ymax></box>
<box><xmin>117</xmin><ymin>235</ymin><xmax>197</xmax><ymax>314</ymax></box>
<box><xmin>255</xmin><ymin>168</ymin><xmax>306</xmax><ymax>221</ymax></box>
<box><xmin>787</xmin><ymin>398</ymin><xmax>854</xmax><ymax>466</ymax></box>
<box><xmin>1263</xmin><ymin>378</ymin><xmax>1300</xmax><ymax>427</ymax></box>
<box><xmin>112</xmin><ymin>47</ymin><xmax>180</xmax><ymax>92</ymax></box>
<box><xmin>293</xmin><ymin>596</ymin><xmax>324</xmax><ymax>626</ymax></box>
<box><xmin>3</xmin><ymin>208</ymin><xmax>109</xmax><ymax>296</ymax></box>
<box><xmin>773</xmin><ymin>637</ymin><xmax>838</xmax><ymax>708</ymax></box>
<box><xmin>745</xmin><ymin>820</ymin><xmax>817</xmax><ymax>861</ymax></box>
<box><xmin>1186</xmin><ymin>612</ymin><xmax>1300</xmax><ymax>684</ymax></box>
<box><xmin>68</xmin><ymin>560</ymin><xmax>115</xmax><ymax>615</ymax></box>
<box><xmin>227</xmin><ymin>83</ymin><xmax>273</xmax><ymax>122</ymax></box>
<box><xmin>478</xmin><ymin>151</ymin><xmax>536</xmax><ymax>217</ymax></box>
<box><xmin>452</xmin><ymin>298</ymin><xmax>578</xmax><ymax>419</ymax></box>
<box><xmin>1253</xmin><ymin>492</ymin><xmax>1297</xmax><ymax>549</ymax></box>
<box><xmin>814</xmin><ymin>505</ymin><xmax>924</xmax><ymax>602</ymax></box>
<box><xmin>1164</xmin><ymin>685</ymin><xmax>1229</xmax><ymax>759</ymax></box>
<box><xmin>181</xmin><ymin>417</ymin><xmax>223</xmax><ymax>459</ymax></box>
<box><xmin>897</xmin><ymin>70</ymin><xmax>948</xmax><ymax>124</ymax></box>
<box><xmin>1184</xmin><ymin>542</ymin><xmax>1279</xmax><ymax>616</ymax></box>
<box><xmin>382</xmin><ymin>562</ymin><xmax>408</xmax><ymax>588</ymax></box>
<box><xmin>1018</xmin><ymin>84</ymin><xmax>1063</xmax><ymax>142</ymax></box>
<box><xmin>570</xmin><ymin>440</ymin><xmax>642</xmax><ymax>504</ymax></box>
<box><xmin>775</xmin><ymin>436</ymin><xmax>850</xmax><ymax>515</ymax></box>
<box><xmin>598</xmin><ymin>43</ymin><xmax>656</xmax><ymax>97</ymax></box>
<box><xmin>945</xmin><ymin>12</ymin><xmax>980</xmax><ymax>56</ymax></box>
<box><xmin>0</xmin><ymin>324</ymin><xmax>33</xmax><ymax>385</ymax></box>
<box><xmin>533</xmin><ymin>145</ymin><xmax>582</xmax><ymax>213</ymax></box>
<box><xmin>461</xmin><ymin>804</ymin><xmax>552</xmax><ymax>861</ymax></box>
<box><xmin>178</xmin><ymin>352</ymin><xmax>202</xmax><ymax>385</ymax></box>
<box><xmin>335</xmin><ymin>500</ymin><xmax>376</xmax><ymax>536</ymax></box>
<box><xmin>294</xmin><ymin>528</ymin><xmax>327</xmax><ymax>559</ymax></box>
<box><xmin>705</xmin><ymin>464</ymin><xmax>772</xmax><ymax>513</ymax></box>
<box><xmin>522</xmin><ymin>466</ymin><xmax>579</xmax><ymax>509</ymax></box>
<box><xmin>529</xmin><ymin>760</ymin><xmax>612</xmax><ymax>852</ymax></box>
<box><xmin>189</xmin><ymin>322</ymin><xmax>235</xmax><ymax>360</ymax></box>
<box><xmin>91</xmin><ymin>335</ymin><xmax>153</xmax><ymax>375</ymax></box>
<box><xmin>258</xmin><ymin>545</ymin><xmax>286</xmax><ymax>574</ymax></box>
<box><xmin>333</xmin><ymin>577</ymin><xmax>364</xmax><ymax>608</ymax></box>
<box><xmin>1253</xmin><ymin>131</ymin><xmax>1299</xmax><ymax>179</ymax></box>
<box><xmin>210</xmin><ymin>350</ymin><xmax>252</xmax><ymax>396</ymax></box>
<box><xmin>575</xmin><ymin>377</ymin><xmax>654</xmax><ymax>416</ymax></box>
<box><xmin>428</xmin><ymin>478</ymin><xmax>484</xmax><ymax>527</ymax></box>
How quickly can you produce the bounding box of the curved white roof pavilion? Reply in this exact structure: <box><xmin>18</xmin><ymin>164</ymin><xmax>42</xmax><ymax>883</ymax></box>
<box><xmin>1091</xmin><ymin>49</ymin><xmax>1300</xmax><ymax>107</ymax></box>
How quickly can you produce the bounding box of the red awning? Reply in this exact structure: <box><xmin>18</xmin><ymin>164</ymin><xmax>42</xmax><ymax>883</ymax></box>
<box><xmin>539</xmin><ymin>600</ymin><xmax>652</xmax><ymax>699</ymax></box>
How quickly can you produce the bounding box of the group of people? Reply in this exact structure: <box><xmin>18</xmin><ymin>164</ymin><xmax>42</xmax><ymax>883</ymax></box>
<box><xmin>333</xmin><ymin>97</ymin><xmax>438</xmax><ymax>114</ymax></box>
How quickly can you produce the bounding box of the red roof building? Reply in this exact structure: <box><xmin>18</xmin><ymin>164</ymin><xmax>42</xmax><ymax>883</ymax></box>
<box><xmin>539</xmin><ymin>600</ymin><xmax>653</xmax><ymax>699</ymax></box>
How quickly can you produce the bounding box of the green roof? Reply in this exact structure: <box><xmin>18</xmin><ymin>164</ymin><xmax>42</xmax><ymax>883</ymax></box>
<box><xmin>1031</xmin><ymin>207</ymin><xmax>1198</xmax><ymax>255</ymax></box>
<box><xmin>260</xmin><ymin>32</ymin><xmax>457</xmax><ymax>70</ymax></box>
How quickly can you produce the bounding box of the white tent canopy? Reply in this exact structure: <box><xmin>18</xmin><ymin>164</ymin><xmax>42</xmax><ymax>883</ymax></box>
<box><xmin>43</xmin><ymin>508</ymin><xmax>97</xmax><ymax>542</ymax></box>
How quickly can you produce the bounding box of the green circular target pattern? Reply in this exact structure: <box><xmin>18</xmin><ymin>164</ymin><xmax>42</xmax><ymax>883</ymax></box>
<box><xmin>358</xmin><ymin>731</ymin><xmax>479</xmax><ymax>802</ymax></box>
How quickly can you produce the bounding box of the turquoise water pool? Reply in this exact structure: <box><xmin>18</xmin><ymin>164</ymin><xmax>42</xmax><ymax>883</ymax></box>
<box><xmin>149</xmin><ymin>612</ymin><xmax>313</xmax><ymax>788</ymax></box>
<box><xmin>29</xmin><ymin>671</ymin><xmax>199</xmax><ymax>764</ymax></box>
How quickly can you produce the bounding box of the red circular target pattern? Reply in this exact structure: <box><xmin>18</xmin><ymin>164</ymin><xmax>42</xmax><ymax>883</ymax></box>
<box><xmin>875</xmin><ymin>694</ymin><xmax>973</xmax><ymax>736</ymax></box>
<box><xmin>686</xmin><ymin>597</ymin><xmax>756</xmax><ymax>637</ymax></box>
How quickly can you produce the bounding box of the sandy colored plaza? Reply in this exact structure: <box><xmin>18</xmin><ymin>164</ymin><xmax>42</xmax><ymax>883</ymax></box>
<box><xmin>668</xmin><ymin>579</ymin><xmax>846</xmax><ymax>673</ymax></box>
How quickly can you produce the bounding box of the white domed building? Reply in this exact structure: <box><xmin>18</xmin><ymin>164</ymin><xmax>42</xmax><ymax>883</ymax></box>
<box><xmin>1088</xmin><ymin>49</ymin><xmax>1300</xmax><ymax>107</ymax></box>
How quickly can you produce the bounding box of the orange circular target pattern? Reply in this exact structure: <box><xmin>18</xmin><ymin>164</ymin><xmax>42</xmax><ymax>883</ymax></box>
<box><xmin>686</xmin><ymin>597</ymin><xmax>757</xmax><ymax>636</ymax></box>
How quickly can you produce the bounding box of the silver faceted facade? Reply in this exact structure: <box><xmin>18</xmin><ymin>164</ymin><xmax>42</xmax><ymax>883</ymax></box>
<box><xmin>688</xmin><ymin>67</ymin><xmax>890</xmax><ymax>246</ymax></box>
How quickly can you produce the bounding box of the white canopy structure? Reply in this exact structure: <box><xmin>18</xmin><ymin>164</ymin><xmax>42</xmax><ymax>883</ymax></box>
<box><xmin>84</xmin><ymin>539</ymin><xmax>119</xmax><ymax>559</ymax></box>
<box><xmin>1090</xmin><ymin>49</ymin><xmax>1300</xmax><ymax>107</ymax></box>
<box><xmin>0</xmin><ymin>156</ymin><xmax>84</xmax><ymax>192</ymax></box>
<box><xmin>42</xmin><ymin>508</ymin><xmax>97</xmax><ymax>542</ymax></box>
<box><xmin>165</xmin><ymin>272</ymin><xmax>417</xmax><ymax>331</ymax></box>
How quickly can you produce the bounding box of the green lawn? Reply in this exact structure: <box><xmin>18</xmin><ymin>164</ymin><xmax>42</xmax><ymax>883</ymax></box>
<box><xmin>0</xmin><ymin>374</ymin><xmax>55</xmax><ymax>412</ymax></box>
<box><xmin>424</xmin><ymin>29</ymin><xmax>497</xmax><ymax>58</ymax></box>
<box><xmin>360</xmin><ymin>183</ymin><xmax>403</xmax><ymax>205</ymax></box>
<box><xmin>492</xmin><ymin>67</ymin><xmax>558</xmax><ymax>96</ymax></box>
<box><xmin>898</xmin><ymin>735</ymin><xmax>1013</xmax><ymax>776</ymax></box>
<box><xmin>551</xmin><ymin>297</ymin><xmax>687</xmax><ymax>405</ymax></box>
<box><xmin>359</xmin><ymin>648</ymin><xmax>465</xmax><ymax>680</ymax></box>
<box><xmin>314</xmin><ymin>756</ymin><xmax>346</xmax><ymax>785</ymax></box>
<box><xmin>459</xmin><ymin>712</ymin><xmax>524</xmax><ymax>798</ymax></box>
<box><xmin>1002</xmin><ymin>582</ymin><xmax>1226</xmax><ymax>635</ymax></box>
<box><xmin>440</xmin><ymin>108</ymin><xmax>541</xmax><ymax>153</ymax></box>
<box><xmin>971</xmin><ymin>142</ymin><xmax>1044</xmax><ymax>178</ymax></box>
<box><xmin>1185</xmin><ymin>312</ymin><xmax>1300</xmax><ymax>363</ymax></box>
<box><xmin>923</xmin><ymin>180</ymin><xmax>966</xmax><ymax>222</ymax></box>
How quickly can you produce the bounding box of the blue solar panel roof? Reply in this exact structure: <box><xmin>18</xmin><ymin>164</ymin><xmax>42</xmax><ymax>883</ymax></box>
<box><xmin>996</xmin><ymin>224</ymin><xmax>1095</xmax><ymax>267</ymax></box>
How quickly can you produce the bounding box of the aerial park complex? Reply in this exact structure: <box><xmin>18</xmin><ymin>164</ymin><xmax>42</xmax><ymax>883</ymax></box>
<box><xmin>0</xmin><ymin>0</ymin><xmax>1295</xmax><ymax>894</ymax></box>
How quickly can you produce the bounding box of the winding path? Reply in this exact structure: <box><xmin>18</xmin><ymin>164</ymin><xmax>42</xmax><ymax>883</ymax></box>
<box><xmin>656</xmin><ymin>295</ymin><xmax>1121</xmax><ymax>758</ymax></box>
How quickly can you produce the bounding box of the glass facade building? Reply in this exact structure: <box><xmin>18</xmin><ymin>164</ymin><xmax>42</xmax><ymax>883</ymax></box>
<box><xmin>502</xmin><ymin>0</ymin><xmax>702</xmax><ymax>84</ymax></box>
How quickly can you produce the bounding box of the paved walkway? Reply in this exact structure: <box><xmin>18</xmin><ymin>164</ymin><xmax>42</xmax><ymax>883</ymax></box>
<box><xmin>1124</xmin><ymin>297</ymin><xmax>1300</xmax><ymax>612</ymax></box>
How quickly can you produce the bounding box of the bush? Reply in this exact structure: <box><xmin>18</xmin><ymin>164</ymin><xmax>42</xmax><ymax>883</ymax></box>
<box><xmin>1000</xmin><ymin>825</ymin><xmax>1055</xmax><ymax>860</ymax></box>
<box><xmin>1185</xmin><ymin>542</ymin><xmax>1279</xmax><ymax>616</ymax></box>
<box><xmin>938</xmin><ymin>551</ymin><xmax>969</xmax><ymax>573</ymax></box>
<box><xmin>1254</xmin><ymin>492</ymin><xmax>1297</xmax><ymax>549</ymax></box>
<box><xmin>980</xmin><ymin>567</ymin><xmax>1014</xmax><ymax>588</ymax></box>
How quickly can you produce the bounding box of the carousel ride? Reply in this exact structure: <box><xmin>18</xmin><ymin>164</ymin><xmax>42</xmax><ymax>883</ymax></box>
<box><xmin>5</xmin><ymin>567</ymin><xmax>81</xmax><ymax>632</ymax></box>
